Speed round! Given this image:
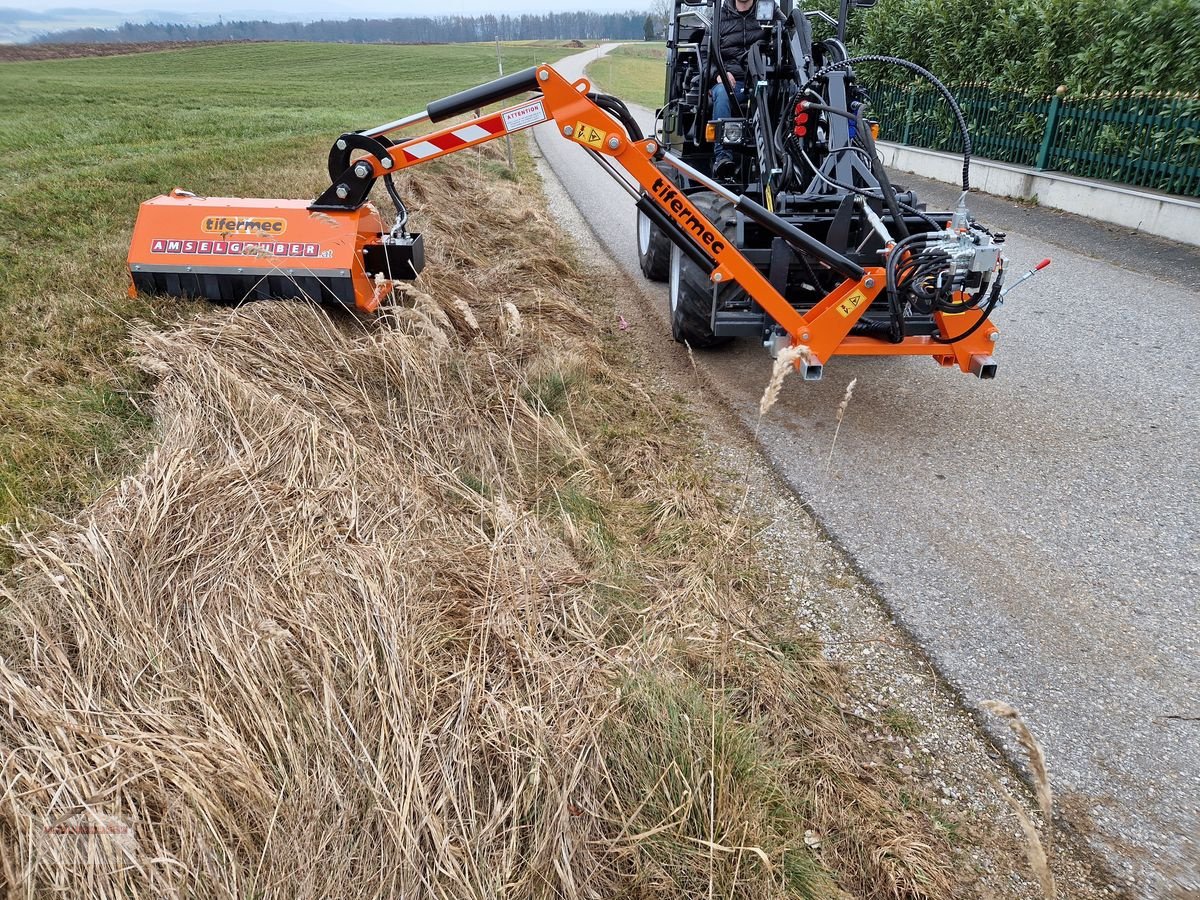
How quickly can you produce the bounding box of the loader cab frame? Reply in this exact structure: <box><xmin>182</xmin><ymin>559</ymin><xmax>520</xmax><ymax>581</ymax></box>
<box><xmin>658</xmin><ymin>0</ymin><xmax>878</xmax><ymax>199</ymax></box>
<box><xmin>642</xmin><ymin>0</ymin><xmax>987</xmax><ymax>349</ymax></box>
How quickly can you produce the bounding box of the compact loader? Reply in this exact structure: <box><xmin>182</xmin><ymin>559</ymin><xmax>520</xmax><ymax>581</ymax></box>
<box><xmin>128</xmin><ymin>0</ymin><xmax>1048</xmax><ymax>379</ymax></box>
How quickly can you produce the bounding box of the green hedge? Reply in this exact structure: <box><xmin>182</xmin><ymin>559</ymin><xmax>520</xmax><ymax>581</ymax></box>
<box><xmin>851</xmin><ymin>0</ymin><xmax>1199</xmax><ymax>94</ymax></box>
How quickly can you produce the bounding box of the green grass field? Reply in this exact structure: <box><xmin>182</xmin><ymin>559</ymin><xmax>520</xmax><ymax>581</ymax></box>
<box><xmin>0</xmin><ymin>40</ymin><xmax>579</xmax><ymax>568</ymax></box>
<box><xmin>585</xmin><ymin>42</ymin><xmax>667</xmax><ymax>110</ymax></box>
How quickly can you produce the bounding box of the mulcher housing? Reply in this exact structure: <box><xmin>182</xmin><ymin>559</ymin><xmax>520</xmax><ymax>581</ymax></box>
<box><xmin>128</xmin><ymin>194</ymin><xmax>423</xmax><ymax>314</ymax></box>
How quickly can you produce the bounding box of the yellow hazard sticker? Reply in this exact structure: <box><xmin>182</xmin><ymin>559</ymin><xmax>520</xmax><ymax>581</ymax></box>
<box><xmin>572</xmin><ymin>121</ymin><xmax>607</xmax><ymax>149</ymax></box>
<box><xmin>836</xmin><ymin>290</ymin><xmax>868</xmax><ymax>317</ymax></box>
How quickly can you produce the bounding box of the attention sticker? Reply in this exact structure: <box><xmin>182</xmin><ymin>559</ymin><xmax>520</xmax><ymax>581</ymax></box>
<box><xmin>572</xmin><ymin>121</ymin><xmax>607</xmax><ymax>149</ymax></box>
<box><xmin>502</xmin><ymin>98</ymin><xmax>547</xmax><ymax>132</ymax></box>
<box><xmin>836</xmin><ymin>290</ymin><xmax>868</xmax><ymax>317</ymax></box>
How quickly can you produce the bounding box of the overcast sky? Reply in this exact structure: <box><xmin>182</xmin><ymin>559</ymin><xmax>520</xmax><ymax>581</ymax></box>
<box><xmin>7</xmin><ymin>0</ymin><xmax>642</xmax><ymax>16</ymax></box>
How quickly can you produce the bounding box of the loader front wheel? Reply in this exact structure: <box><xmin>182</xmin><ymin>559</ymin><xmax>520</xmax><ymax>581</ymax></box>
<box><xmin>636</xmin><ymin>204</ymin><xmax>671</xmax><ymax>282</ymax></box>
<box><xmin>668</xmin><ymin>193</ymin><xmax>738</xmax><ymax>349</ymax></box>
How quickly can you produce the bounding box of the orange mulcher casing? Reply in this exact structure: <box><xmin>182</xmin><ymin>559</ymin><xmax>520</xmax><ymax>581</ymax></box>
<box><xmin>127</xmin><ymin>193</ymin><xmax>392</xmax><ymax>313</ymax></box>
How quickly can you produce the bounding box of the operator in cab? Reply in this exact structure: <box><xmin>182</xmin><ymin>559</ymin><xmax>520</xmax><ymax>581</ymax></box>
<box><xmin>710</xmin><ymin>0</ymin><xmax>766</xmax><ymax>178</ymax></box>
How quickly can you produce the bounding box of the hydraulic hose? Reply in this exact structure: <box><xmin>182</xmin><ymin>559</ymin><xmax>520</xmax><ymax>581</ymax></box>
<box><xmin>587</xmin><ymin>92</ymin><xmax>644</xmax><ymax>141</ymax></box>
<box><xmin>709</xmin><ymin>0</ymin><xmax>745</xmax><ymax>119</ymax></box>
<box><xmin>854</xmin><ymin>109</ymin><xmax>909</xmax><ymax>239</ymax></box>
<box><xmin>384</xmin><ymin>174</ymin><xmax>408</xmax><ymax>233</ymax></box>
<box><xmin>885</xmin><ymin>231</ymin><xmax>1003</xmax><ymax>344</ymax></box>
<box><xmin>805</xmin><ymin>54</ymin><xmax>973</xmax><ymax>193</ymax></box>
<box><xmin>931</xmin><ymin>264</ymin><xmax>1005</xmax><ymax>344</ymax></box>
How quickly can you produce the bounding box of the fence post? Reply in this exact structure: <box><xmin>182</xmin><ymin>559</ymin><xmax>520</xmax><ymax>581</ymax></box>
<box><xmin>1036</xmin><ymin>85</ymin><xmax>1067</xmax><ymax>171</ymax></box>
<box><xmin>903</xmin><ymin>87</ymin><xmax>915</xmax><ymax>145</ymax></box>
<box><xmin>495</xmin><ymin>35</ymin><xmax>515</xmax><ymax>172</ymax></box>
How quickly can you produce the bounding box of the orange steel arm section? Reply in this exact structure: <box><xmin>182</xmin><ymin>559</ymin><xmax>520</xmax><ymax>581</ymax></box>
<box><xmin>356</xmin><ymin>65</ymin><xmax>996</xmax><ymax>371</ymax></box>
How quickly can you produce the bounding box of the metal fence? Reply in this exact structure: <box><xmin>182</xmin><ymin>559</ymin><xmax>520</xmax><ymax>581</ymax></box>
<box><xmin>867</xmin><ymin>81</ymin><xmax>1200</xmax><ymax>199</ymax></box>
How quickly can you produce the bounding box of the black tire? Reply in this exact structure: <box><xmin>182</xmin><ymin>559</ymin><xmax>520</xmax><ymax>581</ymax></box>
<box><xmin>636</xmin><ymin>202</ymin><xmax>671</xmax><ymax>282</ymax></box>
<box><xmin>668</xmin><ymin>193</ymin><xmax>740</xmax><ymax>349</ymax></box>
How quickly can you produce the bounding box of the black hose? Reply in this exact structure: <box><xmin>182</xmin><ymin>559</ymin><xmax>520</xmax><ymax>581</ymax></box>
<box><xmin>804</xmin><ymin>54</ymin><xmax>972</xmax><ymax>193</ymax></box>
<box><xmin>894</xmin><ymin>198</ymin><xmax>943</xmax><ymax>232</ymax></box>
<box><xmin>384</xmin><ymin>174</ymin><xmax>408</xmax><ymax>234</ymax></box>
<box><xmin>885</xmin><ymin>230</ymin><xmax>1003</xmax><ymax>343</ymax></box>
<box><xmin>587</xmin><ymin>92</ymin><xmax>644</xmax><ymax>141</ymax></box>
<box><xmin>796</xmin><ymin>100</ymin><xmax>857</xmax><ymax>120</ymax></box>
<box><xmin>854</xmin><ymin>109</ymin><xmax>909</xmax><ymax>240</ymax></box>
<box><xmin>931</xmin><ymin>264</ymin><xmax>1004</xmax><ymax>344</ymax></box>
<box><xmin>773</xmin><ymin>95</ymin><xmax>800</xmax><ymax>185</ymax></box>
<box><xmin>710</xmin><ymin>0</ymin><xmax>745</xmax><ymax>119</ymax></box>
<box><xmin>885</xmin><ymin>231</ymin><xmax>935</xmax><ymax>341</ymax></box>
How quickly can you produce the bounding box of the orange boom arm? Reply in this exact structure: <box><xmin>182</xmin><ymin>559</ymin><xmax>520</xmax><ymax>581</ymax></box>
<box><xmin>128</xmin><ymin>64</ymin><xmax>1001</xmax><ymax>376</ymax></box>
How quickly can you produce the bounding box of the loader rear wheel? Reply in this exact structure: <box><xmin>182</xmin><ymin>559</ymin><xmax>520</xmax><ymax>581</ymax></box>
<box><xmin>668</xmin><ymin>193</ymin><xmax>739</xmax><ymax>349</ymax></box>
<box><xmin>636</xmin><ymin>203</ymin><xmax>671</xmax><ymax>282</ymax></box>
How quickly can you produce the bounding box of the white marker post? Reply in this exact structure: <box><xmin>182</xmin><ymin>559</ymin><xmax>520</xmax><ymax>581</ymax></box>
<box><xmin>496</xmin><ymin>36</ymin><xmax>515</xmax><ymax>172</ymax></box>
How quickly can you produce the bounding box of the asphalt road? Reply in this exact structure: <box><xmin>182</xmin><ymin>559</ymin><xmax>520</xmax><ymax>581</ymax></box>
<box><xmin>535</xmin><ymin>45</ymin><xmax>1199</xmax><ymax>895</ymax></box>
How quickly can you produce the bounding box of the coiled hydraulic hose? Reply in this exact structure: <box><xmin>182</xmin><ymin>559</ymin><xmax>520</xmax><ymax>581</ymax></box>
<box><xmin>804</xmin><ymin>54</ymin><xmax>973</xmax><ymax>193</ymax></box>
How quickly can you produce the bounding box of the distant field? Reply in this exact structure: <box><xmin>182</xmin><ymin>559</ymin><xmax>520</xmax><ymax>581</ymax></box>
<box><xmin>0</xmin><ymin>40</ymin><xmax>264</xmax><ymax>62</ymax></box>
<box><xmin>0</xmin><ymin>40</ymin><xmax>579</xmax><ymax>566</ymax></box>
<box><xmin>586</xmin><ymin>42</ymin><xmax>667</xmax><ymax>110</ymax></box>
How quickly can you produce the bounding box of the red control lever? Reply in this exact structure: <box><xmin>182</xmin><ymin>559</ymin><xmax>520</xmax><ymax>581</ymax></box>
<box><xmin>1000</xmin><ymin>257</ymin><xmax>1052</xmax><ymax>299</ymax></box>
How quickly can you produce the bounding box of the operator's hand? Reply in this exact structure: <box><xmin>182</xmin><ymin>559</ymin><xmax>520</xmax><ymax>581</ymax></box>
<box><xmin>714</xmin><ymin>72</ymin><xmax>736</xmax><ymax>88</ymax></box>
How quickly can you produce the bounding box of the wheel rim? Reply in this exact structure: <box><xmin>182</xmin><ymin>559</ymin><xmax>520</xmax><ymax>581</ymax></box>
<box><xmin>637</xmin><ymin>208</ymin><xmax>651</xmax><ymax>256</ymax></box>
<box><xmin>668</xmin><ymin>245</ymin><xmax>681</xmax><ymax>313</ymax></box>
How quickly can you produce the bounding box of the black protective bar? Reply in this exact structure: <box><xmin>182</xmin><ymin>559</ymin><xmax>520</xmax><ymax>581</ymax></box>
<box><xmin>735</xmin><ymin>194</ymin><xmax>866</xmax><ymax>280</ymax></box>
<box><xmin>636</xmin><ymin>195</ymin><xmax>714</xmax><ymax>273</ymax></box>
<box><xmin>788</xmin><ymin>7</ymin><xmax>814</xmax><ymax>78</ymax></box>
<box><xmin>426</xmin><ymin>66</ymin><xmax>541</xmax><ymax>123</ymax></box>
<box><xmin>709</xmin><ymin>0</ymin><xmax>744</xmax><ymax>119</ymax></box>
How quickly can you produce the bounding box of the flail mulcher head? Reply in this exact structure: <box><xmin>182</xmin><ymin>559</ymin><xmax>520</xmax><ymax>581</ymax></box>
<box><xmin>127</xmin><ymin>190</ymin><xmax>424</xmax><ymax>315</ymax></box>
<box><xmin>126</xmin><ymin>67</ymin><xmax>558</xmax><ymax>315</ymax></box>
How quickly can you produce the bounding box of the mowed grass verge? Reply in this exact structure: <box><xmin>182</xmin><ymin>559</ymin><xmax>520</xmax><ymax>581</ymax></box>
<box><xmin>586</xmin><ymin>42</ymin><xmax>667</xmax><ymax>109</ymax></box>
<box><xmin>0</xmin><ymin>40</ymin><xmax>578</xmax><ymax>568</ymax></box>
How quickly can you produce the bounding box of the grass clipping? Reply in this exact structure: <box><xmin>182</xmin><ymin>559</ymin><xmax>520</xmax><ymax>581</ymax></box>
<box><xmin>0</xmin><ymin>151</ymin><xmax>951</xmax><ymax>898</ymax></box>
<box><xmin>982</xmin><ymin>701</ymin><xmax>1056</xmax><ymax>898</ymax></box>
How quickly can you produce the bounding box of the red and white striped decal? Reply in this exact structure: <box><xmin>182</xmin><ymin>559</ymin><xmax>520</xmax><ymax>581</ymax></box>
<box><xmin>398</xmin><ymin>114</ymin><xmax>506</xmax><ymax>162</ymax></box>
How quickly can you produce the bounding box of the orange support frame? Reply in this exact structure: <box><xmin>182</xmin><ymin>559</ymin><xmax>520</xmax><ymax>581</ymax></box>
<box><xmin>362</xmin><ymin>65</ymin><xmax>998</xmax><ymax>373</ymax></box>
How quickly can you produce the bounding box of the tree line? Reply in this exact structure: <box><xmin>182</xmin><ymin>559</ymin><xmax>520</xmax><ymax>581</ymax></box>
<box><xmin>35</xmin><ymin>12</ymin><xmax>651</xmax><ymax>45</ymax></box>
<box><xmin>38</xmin><ymin>0</ymin><xmax>1196</xmax><ymax>95</ymax></box>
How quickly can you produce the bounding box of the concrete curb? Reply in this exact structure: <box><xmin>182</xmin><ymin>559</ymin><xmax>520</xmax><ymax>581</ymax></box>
<box><xmin>876</xmin><ymin>141</ymin><xmax>1200</xmax><ymax>248</ymax></box>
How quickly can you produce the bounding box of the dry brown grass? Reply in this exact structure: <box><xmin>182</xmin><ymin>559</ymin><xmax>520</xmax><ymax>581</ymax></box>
<box><xmin>0</xmin><ymin>147</ymin><xmax>956</xmax><ymax>898</ymax></box>
<box><xmin>758</xmin><ymin>345</ymin><xmax>806</xmax><ymax>417</ymax></box>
